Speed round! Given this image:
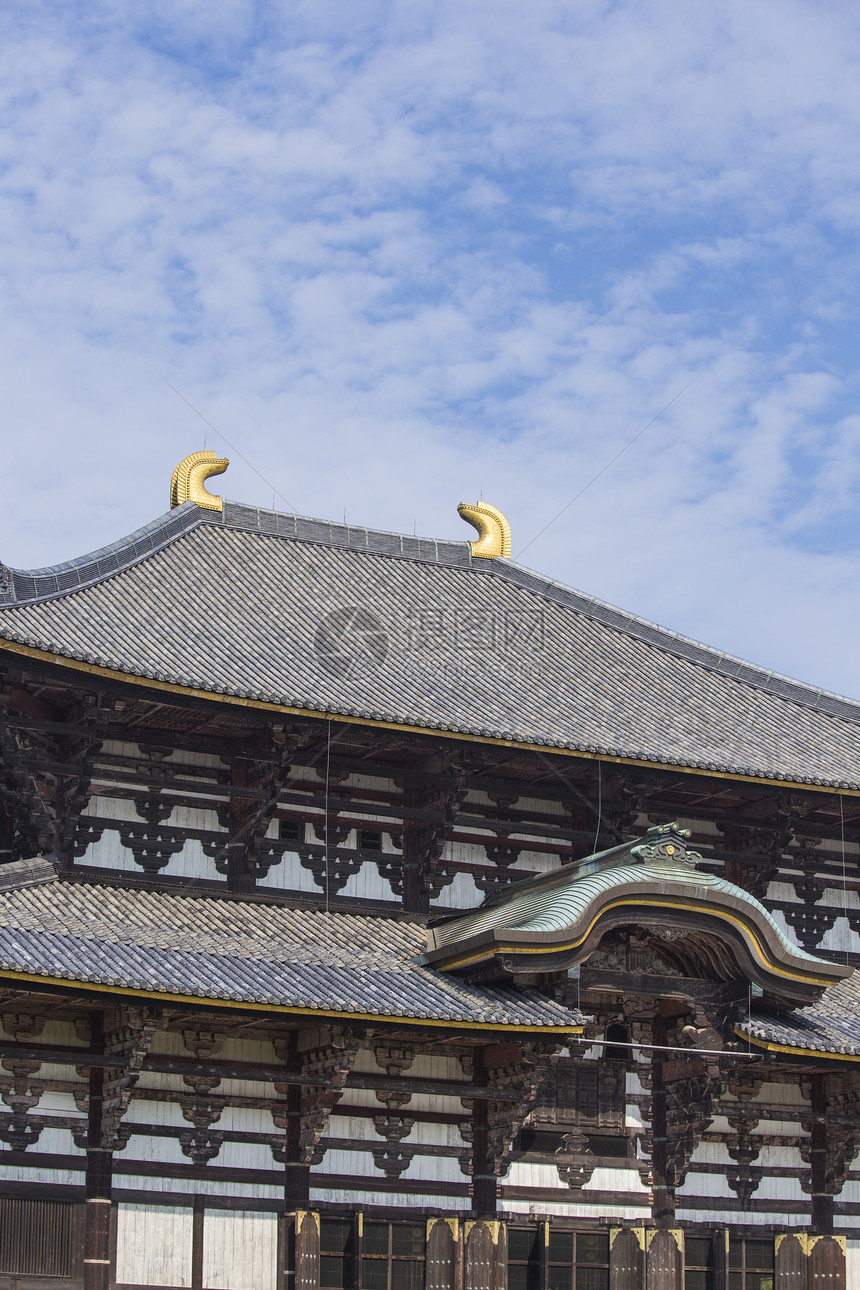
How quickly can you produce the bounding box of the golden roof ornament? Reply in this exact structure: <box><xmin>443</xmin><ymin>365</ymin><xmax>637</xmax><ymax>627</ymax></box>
<box><xmin>457</xmin><ymin>501</ymin><xmax>512</xmax><ymax>559</ymax></box>
<box><xmin>170</xmin><ymin>451</ymin><xmax>229</xmax><ymax>513</ymax></box>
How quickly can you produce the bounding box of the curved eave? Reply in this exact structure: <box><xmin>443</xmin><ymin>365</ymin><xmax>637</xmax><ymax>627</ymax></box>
<box><xmin>4</xmin><ymin>638</ymin><xmax>860</xmax><ymax>800</ymax></box>
<box><xmin>427</xmin><ymin>888</ymin><xmax>846</xmax><ymax>998</ymax></box>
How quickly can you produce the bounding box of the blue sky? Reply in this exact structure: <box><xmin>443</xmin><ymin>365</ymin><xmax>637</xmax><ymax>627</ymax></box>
<box><xmin>2</xmin><ymin>1</ymin><xmax>860</xmax><ymax>696</ymax></box>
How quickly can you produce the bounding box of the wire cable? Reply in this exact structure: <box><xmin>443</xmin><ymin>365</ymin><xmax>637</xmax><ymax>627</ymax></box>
<box><xmin>164</xmin><ymin>379</ymin><xmax>303</xmax><ymax>514</ymax></box>
<box><xmin>592</xmin><ymin>760</ymin><xmax>603</xmax><ymax>854</ymax></box>
<box><xmin>324</xmin><ymin>718</ymin><xmax>332</xmax><ymax>914</ymax></box>
<box><xmin>514</xmin><ymin>375</ymin><xmax>697</xmax><ymax>561</ymax></box>
<box><xmin>841</xmin><ymin>793</ymin><xmax>849</xmax><ymax>964</ymax></box>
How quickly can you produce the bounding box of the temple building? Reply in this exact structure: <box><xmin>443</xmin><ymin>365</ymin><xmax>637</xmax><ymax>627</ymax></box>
<box><xmin>0</xmin><ymin>450</ymin><xmax>859</xmax><ymax>1289</ymax></box>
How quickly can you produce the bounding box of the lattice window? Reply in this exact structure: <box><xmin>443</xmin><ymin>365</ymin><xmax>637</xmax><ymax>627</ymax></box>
<box><xmin>508</xmin><ymin>1228</ymin><xmax>540</xmax><ymax>1290</ymax></box>
<box><xmin>729</xmin><ymin>1239</ymin><xmax>774</xmax><ymax>1290</ymax></box>
<box><xmin>0</xmin><ymin>1198</ymin><xmax>83</xmax><ymax>1278</ymax></box>
<box><xmin>508</xmin><ymin>1229</ymin><xmax>609</xmax><ymax>1290</ymax></box>
<box><xmin>548</xmin><ymin>1231</ymin><xmax>609</xmax><ymax>1290</ymax></box>
<box><xmin>362</xmin><ymin>1222</ymin><xmax>425</xmax><ymax>1290</ymax></box>
<box><xmin>321</xmin><ymin>1218</ymin><xmax>356</xmax><ymax>1289</ymax></box>
<box><xmin>685</xmin><ymin>1236</ymin><xmax>716</xmax><ymax>1290</ymax></box>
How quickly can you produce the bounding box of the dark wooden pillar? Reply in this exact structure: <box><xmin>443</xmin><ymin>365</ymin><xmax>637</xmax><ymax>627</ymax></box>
<box><xmin>401</xmin><ymin>781</ymin><xmax>429</xmax><ymax>915</ymax></box>
<box><xmin>282</xmin><ymin>1033</ymin><xmax>311</xmax><ymax>1211</ymax></box>
<box><xmin>470</xmin><ymin>1051</ymin><xmax>496</xmax><ymax>1217</ymax></box>
<box><xmin>281</xmin><ymin>1032</ymin><xmax>311</xmax><ymax>1290</ymax></box>
<box><xmin>191</xmin><ymin>1197</ymin><xmax>205</xmax><ymax>1290</ymax></box>
<box><xmin>226</xmin><ymin>758</ymin><xmax>256</xmax><ymax>894</ymax></box>
<box><xmin>809</xmin><ymin>1074</ymin><xmax>834</xmax><ymax>1234</ymax></box>
<box><xmin>83</xmin><ymin>1012</ymin><xmax>112</xmax><ymax>1290</ymax></box>
<box><xmin>651</xmin><ymin>1020</ymin><xmax>674</xmax><ymax>1228</ymax></box>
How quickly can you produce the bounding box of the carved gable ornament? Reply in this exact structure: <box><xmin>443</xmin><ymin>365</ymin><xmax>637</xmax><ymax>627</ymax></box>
<box><xmin>424</xmin><ymin>824</ymin><xmax>849</xmax><ymax>1006</ymax></box>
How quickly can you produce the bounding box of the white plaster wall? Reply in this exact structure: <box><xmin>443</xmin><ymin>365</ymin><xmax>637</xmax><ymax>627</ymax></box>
<box><xmin>677</xmin><ymin>1169</ymin><xmax>735</xmax><ymax>1200</ymax></box>
<box><xmin>148</xmin><ymin>1032</ymin><xmax>276</xmax><ymax>1065</ymax></box>
<box><xmin>836</xmin><ymin>1179</ymin><xmax>860</xmax><ymax>1205</ymax></box>
<box><xmin>0</xmin><ymin>1164</ymin><xmax>82</xmax><ymax>1186</ymax></box>
<box><xmin>766</xmin><ymin>881</ymin><xmax>801</xmax><ymax>904</ymax></box>
<box><xmin>819</xmin><ymin>916</ymin><xmax>860</xmax><ymax>955</ymax></box>
<box><xmin>847</xmin><ymin>1240</ymin><xmax>860</xmax><ymax>1290</ymax></box>
<box><xmin>115</xmin><ymin>1176</ymin><xmax>281</xmax><ymax>1201</ymax></box>
<box><xmin>434</xmin><ymin>868</ymin><xmax>482</xmax><ymax>909</ymax></box>
<box><xmin>165</xmin><ymin>748</ymin><xmax>225</xmax><ymax>770</ymax></box>
<box><xmin>202</xmin><ymin>1210</ymin><xmax>278</xmax><ymax>1290</ymax></box>
<box><xmin>675</xmin><ymin>1205</ymin><xmax>775</xmax><ymax>1227</ymax></box>
<box><xmin>502</xmin><ymin>1195</ymin><xmax>649</xmax><ymax>1222</ymax></box>
<box><xmin>257</xmin><ymin>853</ymin><xmax>325</xmax><ymax>893</ymax></box>
<box><xmin>313</xmin><ymin>1185</ymin><xmax>467</xmax><ymax>1210</ymax></box>
<box><xmin>116</xmin><ymin>1204</ymin><xmax>193</xmax><ymax>1288</ymax></box>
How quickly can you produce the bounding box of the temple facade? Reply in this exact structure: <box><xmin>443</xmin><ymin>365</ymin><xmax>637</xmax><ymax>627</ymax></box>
<box><xmin>0</xmin><ymin>451</ymin><xmax>859</xmax><ymax>1289</ymax></box>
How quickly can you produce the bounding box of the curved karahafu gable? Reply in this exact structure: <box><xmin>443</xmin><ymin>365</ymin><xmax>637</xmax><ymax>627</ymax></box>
<box><xmin>424</xmin><ymin>824</ymin><xmax>850</xmax><ymax>1006</ymax></box>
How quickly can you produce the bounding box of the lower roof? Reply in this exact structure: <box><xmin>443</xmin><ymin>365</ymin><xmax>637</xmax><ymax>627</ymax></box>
<box><xmin>0</xmin><ymin>861</ymin><xmax>582</xmax><ymax>1034</ymax></box>
<box><xmin>739</xmin><ymin>972</ymin><xmax>860</xmax><ymax>1061</ymax></box>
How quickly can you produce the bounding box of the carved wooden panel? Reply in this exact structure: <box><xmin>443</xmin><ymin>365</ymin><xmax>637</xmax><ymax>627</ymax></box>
<box><xmin>533</xmin><ymin>1058</ymin><xmax>625</xmax><ymax>1131</ymax></box>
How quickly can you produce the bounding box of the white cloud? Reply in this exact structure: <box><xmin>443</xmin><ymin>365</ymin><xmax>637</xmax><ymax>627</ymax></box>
<box><xmin>0</xmin><ymin>0</ymin><xmax>859</xmax><ymax>697</ymax></box>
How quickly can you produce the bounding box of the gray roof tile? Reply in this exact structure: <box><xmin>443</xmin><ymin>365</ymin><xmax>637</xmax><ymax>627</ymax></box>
<box><xmin>739</xmin><ymin>971</ymin><xmax>860</xmax><ymax>1057</ymax></box>
<box><xmin>0</xmin><ymin>877</ymin><xmax>580</xmax><ymax>1030</ymax></box>
<box><xmin>0</xmin><ymin>500</ymin><xmax>858</xmax><ymax>788</ymax></box>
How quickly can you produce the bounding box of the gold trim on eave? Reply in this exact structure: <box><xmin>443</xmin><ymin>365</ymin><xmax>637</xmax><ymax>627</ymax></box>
<box><xmin>0</xmin><ymin>965</ymin><xmax>583</xmax><ymax>1035</ymax></box>
<box><xmin>734</xmin><ymin>1028</ymin><xmax>860</xmax><ymax>1063</ymax></box>
<box><xmin>457</xmin><ymin>501</ymin><xmax>511</xmax><ymax>559</ymax></box>
<box><xmin>170</xmin><ymin>450</ymin><xmax>229</xmax><ymax>513</ymax></box>
<box><xmin>1</xmin><ymin>639</ymin><xmax>858</xmax><ymax>800</ymax></box>
<box><xmin>436</xmin><ymin>896</ymin><xmax>837</xmax><ymax>987</ymax></box>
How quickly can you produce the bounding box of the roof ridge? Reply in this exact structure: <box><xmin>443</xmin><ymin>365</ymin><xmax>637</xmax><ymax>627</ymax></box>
<box><xmin>0</xmin><ymin>501</ymin><xmax>214</xmax><ymax>606</ymax></box>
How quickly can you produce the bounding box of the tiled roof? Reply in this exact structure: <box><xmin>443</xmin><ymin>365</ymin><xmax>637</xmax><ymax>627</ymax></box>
<box><xmin>1</xmin><ymin>499</ymin><xmax>859</xmax><ymax>788</ymax></box>
<box><xmin>739</xmin><ymin>971</ymin><xmax>860</xmax><ymax>1059</ymax></box>
<box><xmin>0</xmin><ymin>873</ymin><xmax>582</xmax><ymax>1031</ymax></box>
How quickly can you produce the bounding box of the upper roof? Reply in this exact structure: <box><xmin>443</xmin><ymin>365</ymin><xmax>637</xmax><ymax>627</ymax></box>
<box><xmin>0</xmin><ymin>860</ymin><xmax>582</xmax><ymax>1033</ymax></box>
<box><xmin>1</xmin><ymin>495</ymin><xmax>859</xmax><ymax>790</ymax></box>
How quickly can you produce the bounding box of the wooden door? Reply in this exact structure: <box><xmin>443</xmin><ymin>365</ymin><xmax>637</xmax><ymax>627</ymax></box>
<box><xmin>426</xmin><ymin>1218</ymin><xmax>459</xmax><ymax>1290</ymax></box>
<box><xmin>775</xmin><ymin>1234</ymin><xmax>806</xmax><ymax>1288</ymax></box>
<box><xmin>646</xmin><ymin>1229</ymin><xmax>683</xmax><ymax>1290</ymax></box>
<box><xmin>609</xmin><ymin>1228</ymin><xmax>645</xmax><ymax>1290</ymax></box>
<box><xmin>294</xmin><ymin>1210</ymin><xmax>319</xmax><ymax>1290</ymax></box>
<box><xmin>808</xmin><ymin>1236</ymin><xmax>845</xmax><ymax>1290</ymax></box>
<box><xmin>464</xmin><ymin>1220</ymin><xmax>504</xmax><ymax>1290</ymax></box>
